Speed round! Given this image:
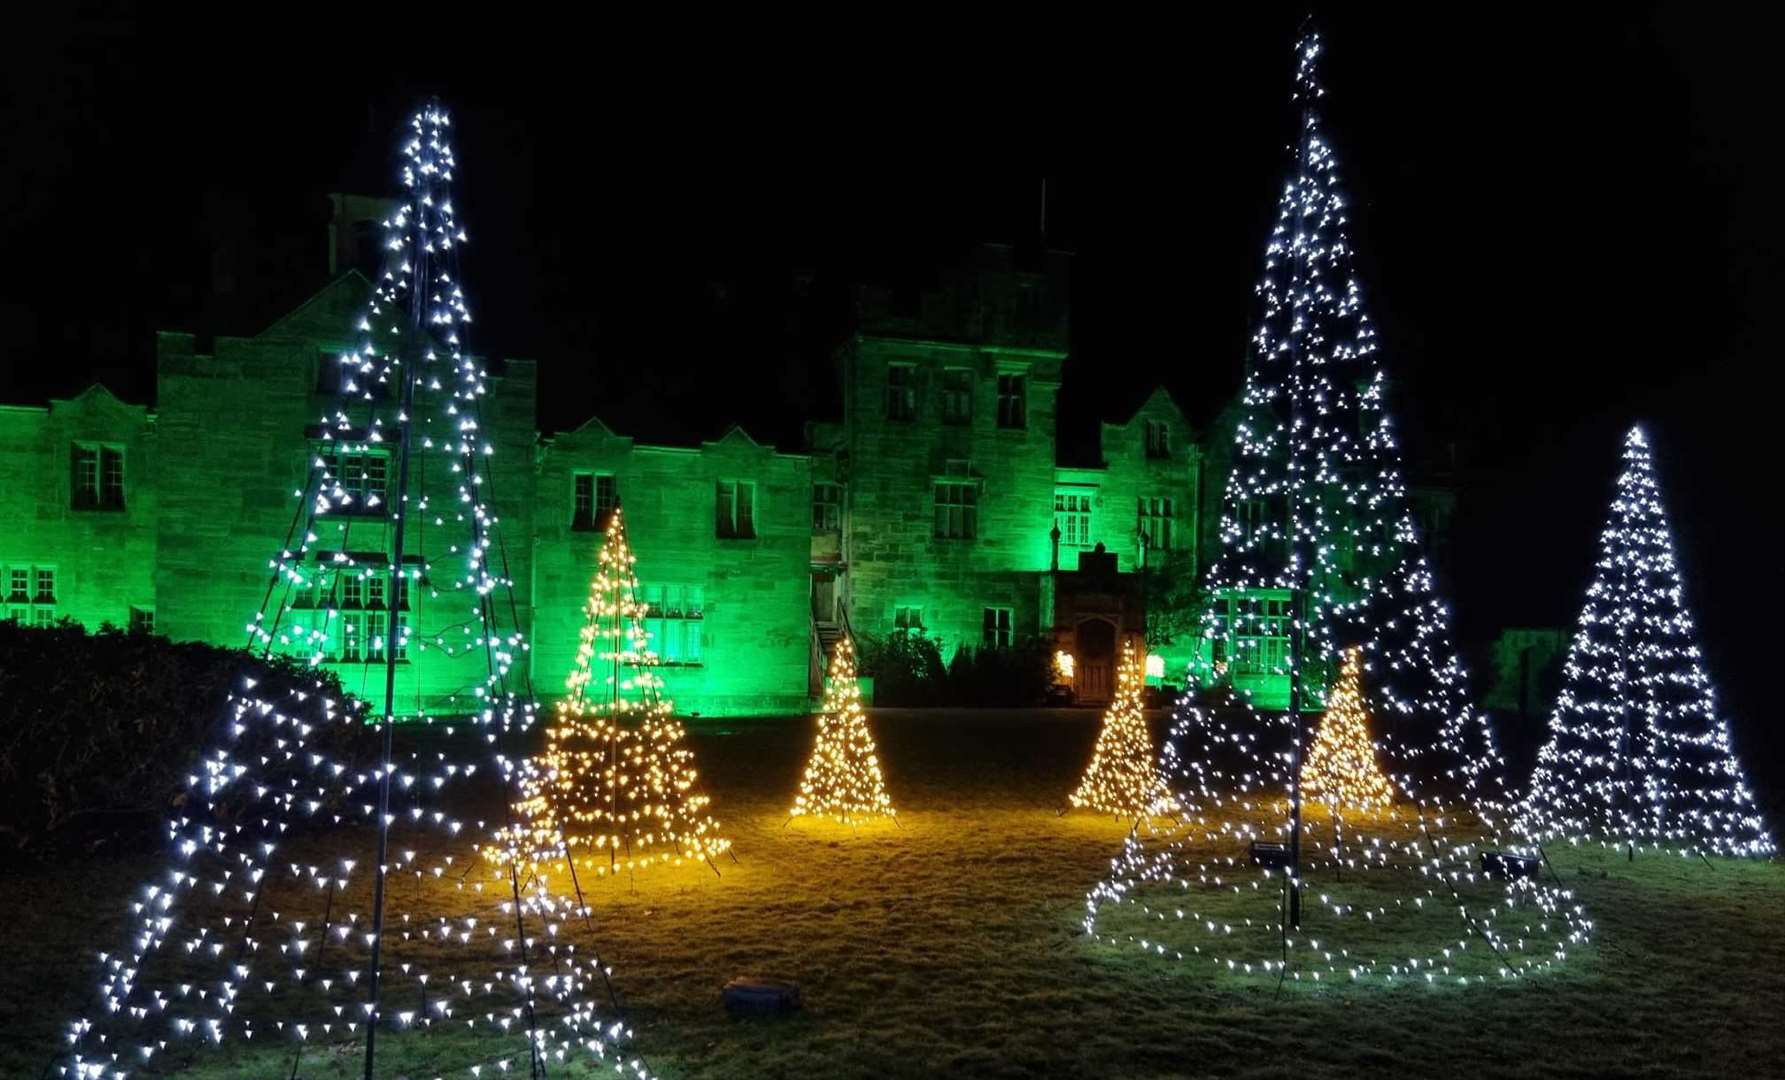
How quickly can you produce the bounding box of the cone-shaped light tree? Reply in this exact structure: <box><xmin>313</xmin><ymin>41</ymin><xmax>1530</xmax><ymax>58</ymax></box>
<box><xmin>61</xmin><ymin>104</ymin><xmax>657</xmax><ymax>1080</ymax></box>
<box><xmin>1518</xmin><ymin>427</ymin><xmax>1773</xmax><ymax>858</ymax></box>
<box><xmin>514</xmin><ymin>507</ymin><xmax>730</xmax><ymax>878</ymax></box>
<box><xmin>1300</xmin><ymin>646</ymin><xmax>1393</xmax><ymax>813</ymax></box>
<box><xmin>1082</xmin><ymin>29</ymin><xmax>1592</xmax><ymax>987</ymax></box>
<box><xmin>790</xmin><ymin>637</ymin><xmax>896</xmax><ymax>824</ymax></box>
<box><xmin>1196</xmin><ymin>20</ymin><xmax>1498</xmax><ymax>795</ymax></box>
<box><xmin>1069</xmin><ymin>641</ymin><xmax>1169</xmax><ymax>817</ymax></box>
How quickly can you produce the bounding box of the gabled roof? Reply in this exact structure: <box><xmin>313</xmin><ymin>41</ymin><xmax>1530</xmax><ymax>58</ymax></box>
<box><xmin>1111</xmin><ymin>385</ymin><xmax>1192</xmax><ymax>430</ymax></box>
<box><xmin>257</xmin><ymin>271</ymin><xmax>374</xmax><ymax>343</ymax></box>
<box><xmin>706</xmin><ymin>423</ymin><xmax>765</xmax><ymax>450</ymax></box>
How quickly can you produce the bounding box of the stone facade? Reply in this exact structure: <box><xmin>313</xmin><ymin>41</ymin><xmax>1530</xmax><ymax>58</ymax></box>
<box><xmin>535</xmin><ymin>419</ymin><xmax>812</xmax><ymax>717</ymax></box>
<box><xmin>0</xmin><ymin>386</ymin><xmax>156</xmax><ymax>632</ymax></box>
<box><xmin>0</xmin><ymin>241</ymin><xmax>1455</xmax><ymax>717</ymax></box>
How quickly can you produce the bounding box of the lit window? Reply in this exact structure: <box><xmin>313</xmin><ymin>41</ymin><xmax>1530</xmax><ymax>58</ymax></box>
<box><xmin>934</xmin><ymin>481</ymin><xmax>978</xmax><ymax>540</ymax></box>
<box><xmin>996</xmin><ymin>374</ymin><xmax>1026</xmax><ymax>429</ymax></box>
<box><xmin>717</xmin><ymin>480</ymin><xmax>756</xmax><ymax>539</ymax></box>
<box><xmin>982</xmin><ymin>607</ymin><xmax>1012</xmax><ymax>648</ymax></box>
<box><xmin>1054</xmin><ymin>490</ymin><xmax>1093</xmax><ymax>548</ymax></box>
<box><xmin>886</xmin><ymin>364</ymin><xmax>916</xmax><ymax>421</ymax></box>
<box><xmin>942</xmin><ymin>368</ymin><xmax>973</xmax><ymax>424</ymax></box>
<box><xmin>813</xmin><ymin>483</ymin><xmax>843</xmax><ymax>534</ymax></box>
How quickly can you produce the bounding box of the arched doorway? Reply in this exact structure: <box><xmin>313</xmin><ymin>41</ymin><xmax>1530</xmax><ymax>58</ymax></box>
<box><xmin>1075</xmin><ymin>617</ymin><xmax>1117</xmax><ymax>704</ymax></box>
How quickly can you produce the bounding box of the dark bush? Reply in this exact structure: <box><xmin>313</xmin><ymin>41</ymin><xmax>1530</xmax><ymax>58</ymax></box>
<box><xmin>0</xmin><ymin>620</ymin><xmax>369</xmax><ymax>857</ymax></box>
<box><xmin>860</xmin><ymin>632</ymin><xmax>1053</xmax><ymax>707</ymax></box>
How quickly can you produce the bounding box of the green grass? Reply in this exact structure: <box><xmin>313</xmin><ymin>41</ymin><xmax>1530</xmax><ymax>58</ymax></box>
<box><xmin>4</xmin><ymin>709</ymin><xmax>1783</xmax><ymax>1078</ymax></box>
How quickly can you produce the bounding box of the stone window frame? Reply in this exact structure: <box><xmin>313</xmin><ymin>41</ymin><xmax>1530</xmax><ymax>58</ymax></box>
<box><xmin>982</xmin><ymin>606</ymin><xmax>1013</xmax><ymax>648</ymax></box>
<box><xmin>885</xmin><ymin>363</ymin><xmax>917</xmax><ymax>422</ymax></box>
<box><xmin>572</xmin><ymin>472</ymin><xmax>618</xmax><ymax>531</ymax></box>
<box><xmin>716</xmin><ymin>479</ymin><xmax>757</xmax><ymax>540</ymax></box>
<box><xmin>129</xmin><ymin>606</ymin><xmax>156</xmax><ymax>635</ymax></box>
<box><xmin>71</xmin><ymin>442</ymin><xmax>126</xmax><ymax>511</ymax></box>
<box><xmin>3</xmin><ymin>563</ymin><xmax>57</xmax><ymax>626</ymax></box>
<box><xmin>317</xmin><ymin>446</ymin><xmax>391</xmax><ymax>516</ymax></box>
<box><xmin>1139</xmin><ymin>496</ymin><xmax>1175</xmax><ymax>552</ymax></box>
<box><xmin>812</xmin><ymin>482</ymin><xmax>843</xmax><ymax>534</ymax></box>
<box><xmin>639</xmin><ymin>582</ymin><xmax>705</xmax><ymax>666</ymax></box>
<box><xmin>1144</xmin><ymin>419</ymin><xmax>1171</xmax><ymax>459</ymax></box>
<box><xmin>1053</xmin><ymin>488</ymin><xmax>1095</xmax><ymax>549</ymax></box>
<box><xmin>298</xmin><ymin>559</ymin><xmax>412</xmax><ymax>664</ymax></box>
<box><xmin>996</xmin><ymin>373</ymin><xmax>1027</xmax><ymax>430</ymax></box>
<box><xmin>935</xmin><ymin>474</ymin><xmax>978</xmax><ymax>539</ymax></box>
<box><xmin>940</xmin><ymin>367</ymin><xmax>974</xmax><ymax>425</ymax></box>
<box><xmin>894</xmin><ymin>605</ymin><xmax>925</xmax><ymax>633</ymax></box>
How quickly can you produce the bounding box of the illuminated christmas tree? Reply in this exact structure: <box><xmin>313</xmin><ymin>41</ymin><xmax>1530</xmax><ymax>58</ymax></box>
<box><xmin>1083</xmin><ymin>28</ymin><xmax>1590</xmax><ymax>987</ymax></box>
<box><xmin>790</xmin><ymin>637</ymin><xmax>896</xmax><ymax>824</ymax></box>
<box><xmin>59</xmin><ymin>104</ymin><xmax>655</xmax><ymax>1080</ymax></box>
<box><xmin>1517</xmin><ymin>427</ymin><xmax>1774</xmax><ymax>858</ymax></box>
<box><xmin>513</xmin><ymin>507</ymin><xmax>730</xmax><ymax>879</ymax></box>
<box><xmin>1068</xmin><ymin>641</ymin><xmax>1168</xmax><ymax>818</ymax></box>
<box><xmin>1196</xmin><ymin>19</ymin><xmax>1499</xmax><ymax>796</ymax></box>
<box><xmin>1300</xmin><ymin>646</ymin><xmax>1393</xmax><ymax>813</ymax></box>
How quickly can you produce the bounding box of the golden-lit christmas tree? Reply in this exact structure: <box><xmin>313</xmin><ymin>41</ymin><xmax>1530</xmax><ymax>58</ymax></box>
<box><xmin>1068</xmin><ymin>641</ymin><xmax>1168</xmax><ymax>817</ymax></box>
<box><xmin>790</xmin><ymin>637</ymin><xmax>896</xmax><ymax>825</ymax></box>
<box><xmin>509</xmin><ymin>507</ymin><xmax>729</xmax><ymax>878</ymax></box>
<box><xmin>1300</xmin><ymin>646</ymin><xmax>1394</xmax><ymax>813</ymax></box>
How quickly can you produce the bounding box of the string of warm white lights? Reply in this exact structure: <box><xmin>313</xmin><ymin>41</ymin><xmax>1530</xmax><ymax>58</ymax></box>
<box><xmin>1068</xmin><ymin>642</ymin><xmax>1171</xmax><ymax>818</ymax></box>
<box><xmin>497</xmin><ymin>507</ymin><xmax>731</xmax><ymax>881</ymax></box>
<box><xmin>791</xmin><ymin>637</ymin><xmax>896</xmax><ymax>825</ymax></box>
<box><xmin>60</xmin><ymin>104</ymin><xmax>655</xmax><ymax>1080</ymax></box>
<box><xmin>1300</xmin><ymin>647</ymin><xmax>1393</xmax><ymax>813</ymax></box>
<box><xmin>1516</xmin><ymin>427</ymin><xmax>1774</xmax><ymax>859</ymax></box>
<box><xmin>1083</xmin><ymin>27</ymin><xmax>1591</xmax><ymax>987</ymax></box>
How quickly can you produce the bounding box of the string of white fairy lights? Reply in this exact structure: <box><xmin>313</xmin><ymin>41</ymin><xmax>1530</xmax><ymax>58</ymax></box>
<box><xmin>1515</xmin><ymin>427</ymin><xmax>1774</xmax><ymax>859</ymax></box>
<box><xmin>60</xmin><ymin>104</ymin><xmax>653</xmax><ymax>1080</ymax></box>
<box><xmin>1083</xmin><ymin>26</ymin><xmax>1590</xmax><ymax>986</ymax></box>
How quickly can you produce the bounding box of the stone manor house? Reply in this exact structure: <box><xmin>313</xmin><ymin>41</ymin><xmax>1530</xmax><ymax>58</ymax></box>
<box><xmin>0</xmin><ymin>207</ymin><xmax>1460</xmax><ymax>717</ymax></box>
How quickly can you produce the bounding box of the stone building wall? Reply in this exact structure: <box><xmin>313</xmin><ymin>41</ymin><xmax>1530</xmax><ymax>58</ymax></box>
<box><xmin>535</xmin><ymin>420</ymin><xmax>812</xmax><ymax>717</ymax></box>
<box><xmin>839</xmin><ymin>334</ymin><xmax>1064</xmax><ymax>656</ymax></box>
<box><xmin>0</xmin><ymin>386</ymin><xmax>156</xmax><ymax>631</ymax></box>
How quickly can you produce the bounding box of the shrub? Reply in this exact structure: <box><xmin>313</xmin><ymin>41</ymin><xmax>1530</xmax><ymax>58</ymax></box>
<box><xmin>0</xmin><ymin>621</ymin><xmax>368</xmax><ymax>857</ymax></box>
<box><xmin>859</xmin><ymin>633</ymin><xmax>1053</xmax><ymax>707</ymax></box>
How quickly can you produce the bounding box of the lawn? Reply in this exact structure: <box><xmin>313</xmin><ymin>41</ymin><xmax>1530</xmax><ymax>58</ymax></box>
<box><xmin>5</xmin><ymin>709</ymin><xmax>1783</xmax><ymax>1079</ymax></box>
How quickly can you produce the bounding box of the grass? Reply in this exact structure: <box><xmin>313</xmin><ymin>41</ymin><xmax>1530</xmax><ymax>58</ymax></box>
<box><xmin>3</xmin><ymin>709</ymin><xmax>1783</xmax><ymax>1078</ymax></box>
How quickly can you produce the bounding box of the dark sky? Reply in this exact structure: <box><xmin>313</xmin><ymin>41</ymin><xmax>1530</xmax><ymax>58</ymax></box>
<box><xmin>4</xmin><ymin>6</ymin><xmax>1780</xmax><ymax>792</ymax></box>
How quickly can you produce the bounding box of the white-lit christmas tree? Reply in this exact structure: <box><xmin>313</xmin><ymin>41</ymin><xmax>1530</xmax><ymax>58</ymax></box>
<box><xmin>506</xmin><ymin>507</ymin><xmax>730</xmax><ymax>880</ymax></box>
<box><xmin>60</xmin><ymin>104</ymin><xmax>655</xmax><ymax>1080</ymax></box>
<box><xmin>1083</xmin><ymin>27</ymin><xmax>1590</xmax><ymax>986</ymax></box>
<box><xmin>790</xmin><ymin>637</ymin><xmax>896</xmax><ymax>825</ymax></box>
<box><xmin>1195</xmin><ymin>21</ymin><xmax>1498</xmax><ymax>796</ymax></box>
<box><xmin>1068</xmin><ymin>641</ymin><xmax>1169</xmax><ymax>818</ymax></box>
<box><xmin>1300</xmin><ymin>646</ymin><xmax>1393</xmax><ymax>813</ymax></box>
<box><xmin>1517</xmin><ymin>427</ymin><xmax>1774</xmax><ymax>858</ymax></box>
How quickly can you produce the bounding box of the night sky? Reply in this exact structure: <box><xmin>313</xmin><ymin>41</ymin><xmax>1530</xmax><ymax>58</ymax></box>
<box><xmin>4</xmin><ymin>6</ymin><xmax>1779</xmax><ymax>794</ymax></box>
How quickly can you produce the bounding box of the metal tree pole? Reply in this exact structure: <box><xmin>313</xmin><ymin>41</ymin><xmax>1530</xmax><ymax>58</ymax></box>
<box><xmin>362</xmin><ymin>102</ymin><xmax>434</xmax><ymax>1080</ymax></box>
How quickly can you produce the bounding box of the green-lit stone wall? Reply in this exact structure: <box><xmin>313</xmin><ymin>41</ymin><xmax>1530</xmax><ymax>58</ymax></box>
<box><xmin>840</xmin><ymin>335</ymin><xmax>1064</xmax><ymax>656</ymax></box>
<box><xmin>153</xmin><ymin>274</ymin><xmax>539</xmax><ymax>718</ymax></box>
<box><xmin>534</xmin><ymin>420</ymin><xmax>813</xmax><ymax>717</ymax></box>
<box><xmin>0</xmin><ymin>387</ymin><xmax>156</xmax><ymax>631</ymax></box>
